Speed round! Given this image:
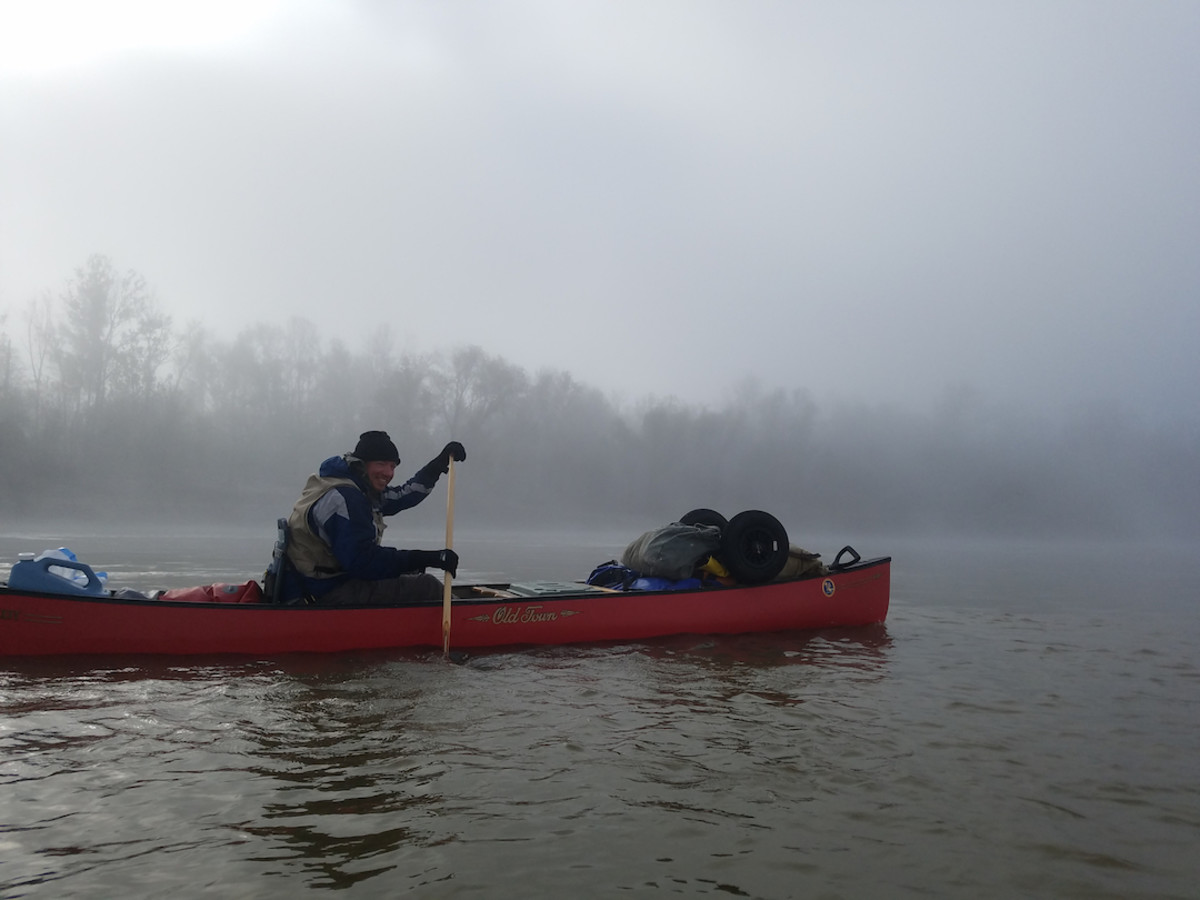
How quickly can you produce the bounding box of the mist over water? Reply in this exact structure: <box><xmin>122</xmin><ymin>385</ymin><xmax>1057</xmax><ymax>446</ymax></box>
<box><xmin>1</xmin><ymin>363</ymin><xmax>1195</xmax><ymax>549</ymax></box>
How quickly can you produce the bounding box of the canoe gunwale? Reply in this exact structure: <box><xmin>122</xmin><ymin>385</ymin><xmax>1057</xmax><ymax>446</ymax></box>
<box><xmin>1</xmin><ymin>556</ymin><xmax>891</xmax><ymax>610</ymax></box>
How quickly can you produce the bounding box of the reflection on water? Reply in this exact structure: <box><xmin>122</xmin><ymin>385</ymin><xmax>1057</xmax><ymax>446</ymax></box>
<box><xmin>2</xmin><ymin>631</ymin><xmax>904</xmax><ymax>895</ymax></box>
<box><xmin>640</xmin><ymin>623</ymin><xmax>895</xmax><ymax>668</ymax></box>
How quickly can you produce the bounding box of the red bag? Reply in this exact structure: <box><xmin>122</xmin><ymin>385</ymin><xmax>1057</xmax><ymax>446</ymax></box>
<box><xmin>160</xmin><ymin>581</ymin><xmax>264</xmax><ymax>604</ymax></box>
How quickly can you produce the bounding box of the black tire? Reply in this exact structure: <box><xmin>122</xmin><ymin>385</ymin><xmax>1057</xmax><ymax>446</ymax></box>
<box><xmin>678</xmin><ymin>508</ymin><xmax>728</xmax><ymax>530</ymax></box>
<box><xmin>718</xmin><ymin>510</ymin><xmax>789</xmax><ymax>584</ymax></box>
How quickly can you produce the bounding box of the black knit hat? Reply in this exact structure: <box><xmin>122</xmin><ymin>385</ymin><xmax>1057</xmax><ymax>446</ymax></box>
<box><xmin>352</xmin><ymin>430</ymin><xmax>400</xmax><ymax>463</ymax></box>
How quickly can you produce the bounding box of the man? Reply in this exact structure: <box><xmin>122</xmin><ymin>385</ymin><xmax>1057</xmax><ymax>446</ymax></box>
<box><xmin>281</xmin><ymin>430</ymin><xmax>466</xmax><ymax>605</ymax></box>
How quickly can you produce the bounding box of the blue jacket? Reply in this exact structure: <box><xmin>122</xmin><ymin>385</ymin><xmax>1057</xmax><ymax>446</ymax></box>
<box><xmin>283</xmin><ymin>454</ymin><xmax>441</xmax><ymax>601</ymax></box>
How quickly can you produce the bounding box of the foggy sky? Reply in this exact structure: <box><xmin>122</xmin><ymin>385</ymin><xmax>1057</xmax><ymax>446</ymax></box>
<box><xmin>2</xmin><ymin>1</ymin><xmax>1198</xmax><ymax>424</ymax></box>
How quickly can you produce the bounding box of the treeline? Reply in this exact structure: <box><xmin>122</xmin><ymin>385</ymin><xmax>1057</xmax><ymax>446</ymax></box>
<box><xmin>1</xmin><ymin>254</ymin><xmax>1196</xmax><ymax>540</ymax></box>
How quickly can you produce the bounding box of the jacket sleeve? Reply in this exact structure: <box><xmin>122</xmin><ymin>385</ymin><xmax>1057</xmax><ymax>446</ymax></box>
<box><xmin>377</xmin><ymin>463</ymin><xmax>441</xmax><ymax>516</ymax></box>
<box><xmin>312</xmin><ymin>485</ymin><xmax>430</xmax><ymax>579</ymax></box>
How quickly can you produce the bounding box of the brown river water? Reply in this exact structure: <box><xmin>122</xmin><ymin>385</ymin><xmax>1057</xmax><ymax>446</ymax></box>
<box><xmin>1</xmin><ymin>526</ymin><xmax>1198</xmax><ymax>899</ymax></box>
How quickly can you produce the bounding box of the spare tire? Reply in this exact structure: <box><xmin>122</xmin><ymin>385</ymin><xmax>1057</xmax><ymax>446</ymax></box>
<box><xmin>678</xmin><ymin>508</ymin><xmax>728</xmax><ymax>531</ymax></box>
<box><xmin>718</xmin><ymin>510</ymin><xmax>789</xmax><ymax>584</ymax></box>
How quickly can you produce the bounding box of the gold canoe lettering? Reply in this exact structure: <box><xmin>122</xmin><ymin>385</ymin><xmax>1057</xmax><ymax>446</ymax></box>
<box><xmin>466</xmin><ymin>606</ymin><xmax>583</xmax><ymax>625</ymax></box>
<box><xmin>0</xmin><ymin>609</ymin><xmax>62</xmax><ymax>625</ymax></box>
<box><xmin>22</xmin><ymin>613</ymin><xmax>63</xmax><ymax>625</ymax></box>
<box><xmin>493</xmin><ymin>605</ymin><xmax>564</xmax><ymax>625</ymax></box>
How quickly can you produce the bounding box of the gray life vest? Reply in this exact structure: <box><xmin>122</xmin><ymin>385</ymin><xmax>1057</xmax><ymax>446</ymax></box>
<box><xmin>286</xmin><ymin>472</ymin><xmax>386</xmax><ymax>579</ymax></box>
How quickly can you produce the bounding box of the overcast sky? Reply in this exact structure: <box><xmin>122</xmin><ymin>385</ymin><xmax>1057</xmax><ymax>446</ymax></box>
<box><xmin>2</xmin><ymin>1</ymin><xmax>1197</xmax><ymax>423</ymax></box>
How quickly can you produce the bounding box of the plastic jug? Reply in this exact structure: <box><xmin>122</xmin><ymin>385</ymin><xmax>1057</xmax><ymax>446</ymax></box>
<box><xmin>36</xmin><ymin>548</ymin><xmax>108</xmax><ymax>589</ymax></box>
<box><xmin>8</xmin><ymin>555</ymin><xmax>108</xmax><ymax>596</ymax></box>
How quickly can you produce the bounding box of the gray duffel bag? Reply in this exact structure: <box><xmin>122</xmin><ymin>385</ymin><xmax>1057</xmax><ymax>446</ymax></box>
<box><xmin>620</xmin><ymin>523</ymin><xmax>722</xmax><ymax>581</ymax></box>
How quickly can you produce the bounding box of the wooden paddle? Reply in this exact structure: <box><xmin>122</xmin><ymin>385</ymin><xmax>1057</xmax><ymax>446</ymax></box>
<box><xmin>441</xmin><ymin>456</ymin><xmax>457</xmax><ymax>658</ymax></box>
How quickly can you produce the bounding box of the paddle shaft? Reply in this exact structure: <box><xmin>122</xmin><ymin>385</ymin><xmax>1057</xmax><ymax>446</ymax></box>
<box><xmin>441</xmin><ymin>457</ymin><xmax>456</xmax><ymax>657</ymax></box>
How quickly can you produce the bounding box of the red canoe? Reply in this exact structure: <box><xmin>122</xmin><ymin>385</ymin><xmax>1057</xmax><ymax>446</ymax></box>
<box><xmin>0</xmin><ymin>556</ymin><xmax>890</xmax><ymax>658</ymax></box>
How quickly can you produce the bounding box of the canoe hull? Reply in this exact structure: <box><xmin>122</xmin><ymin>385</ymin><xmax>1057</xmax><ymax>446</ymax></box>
<box><xmin>0</xmin><ymin>558</ymin><xmax>890</xmax><ymax>657</ymax></box>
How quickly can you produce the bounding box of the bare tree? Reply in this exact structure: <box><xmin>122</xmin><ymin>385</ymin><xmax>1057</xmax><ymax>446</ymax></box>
<box><xmin>430</xmin><ymin>345</ymin><xmax>528</xmax><ymax>438</ymax></box>
<box><xmin>164</xmin><ymin>319</ymin><xmax>213</xmax><ymax>410</ymax></box>
<box><xmin>22</xmin><ymin>293</ymin><xmax>55</xmax><ymax>429</ymax></box>
<box><xmin>54</xmin><ymin>254</ymin><xmax>154</xmax><ymax>414</ymax></box>
<box><xmin>111</xmin><ymin>305</ymin><xmax>174</xmax><ymax>406</ymax></box>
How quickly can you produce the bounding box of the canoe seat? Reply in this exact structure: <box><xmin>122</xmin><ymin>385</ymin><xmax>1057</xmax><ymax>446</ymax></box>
<box><xmin>262</xmin><ymin>518</ymin><xmax>291</xmax><ymax>604</ymax></box>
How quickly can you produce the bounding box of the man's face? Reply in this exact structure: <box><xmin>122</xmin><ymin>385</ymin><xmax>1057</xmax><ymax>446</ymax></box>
<box><xmin>364</xmin><ymin>460</ymin><xmax>396</xmax><ymax>493</ymax></box>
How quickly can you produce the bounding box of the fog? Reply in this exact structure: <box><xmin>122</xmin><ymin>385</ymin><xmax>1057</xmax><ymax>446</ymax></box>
<box><xmin>0</xmin><ymin>274</ymin><xmax>1195</xmax><ymax>543</ymax></box>
<box><xmin>1</xmin><ymin>3</ymin><xmax>1197</xmax><ymax>544</ymax></box>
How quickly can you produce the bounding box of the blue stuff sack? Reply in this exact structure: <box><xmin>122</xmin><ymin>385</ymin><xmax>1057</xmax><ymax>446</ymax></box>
<box><xmin>586</xmin><ymin>561</ymin><xmax>640</xmax><ymax>590</ymax></box>
<box><xmin>629</xmin><ymin>576</ymin><xmax>703</xmax><ymax>592</ymax></box>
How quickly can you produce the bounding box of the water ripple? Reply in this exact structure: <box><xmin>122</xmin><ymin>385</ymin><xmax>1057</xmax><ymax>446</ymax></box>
<box><xmin>2</xmin><ymin>600</ymin><xmax>1198</xmax><ymax>898</ymax></box>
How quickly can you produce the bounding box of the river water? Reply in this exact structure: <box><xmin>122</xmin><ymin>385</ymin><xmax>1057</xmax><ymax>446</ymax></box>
<box><xmin>1</xmin><ymin>527</ymin><xmax>1197</xmax><ymax>899</ymax></box>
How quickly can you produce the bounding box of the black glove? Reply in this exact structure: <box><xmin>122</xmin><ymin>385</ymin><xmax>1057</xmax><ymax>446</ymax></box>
<box><xmin>431</xmin><ymin>441</ymin><xmax>466</xmax><ymax>474</ymax></box>
<box><xmin>416</xmin><ymin>548</ymin><xmax>459</xmax><ymax>578</ymax></box>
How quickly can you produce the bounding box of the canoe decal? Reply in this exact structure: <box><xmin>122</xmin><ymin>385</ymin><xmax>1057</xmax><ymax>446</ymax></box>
<box><xmin>822</xmin><ymin>579</ymin><xmax>836</xmax><ymax>597</ymax></box>
<box><xmin>1</xmin><ymin>608</ymin><xmax>64</xmax><ymax>626</ymax></box>
<box><xmin>469</xmin><ymin>605</ymin><xmax>583</xmax><ymax>626</ymax></box>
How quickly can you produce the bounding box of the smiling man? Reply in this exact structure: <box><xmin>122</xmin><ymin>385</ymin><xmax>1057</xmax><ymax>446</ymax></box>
<box><xmin>282</xmin><ymin>431</ymin><xmax>465</xmax><ymax>606</ymax></box>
